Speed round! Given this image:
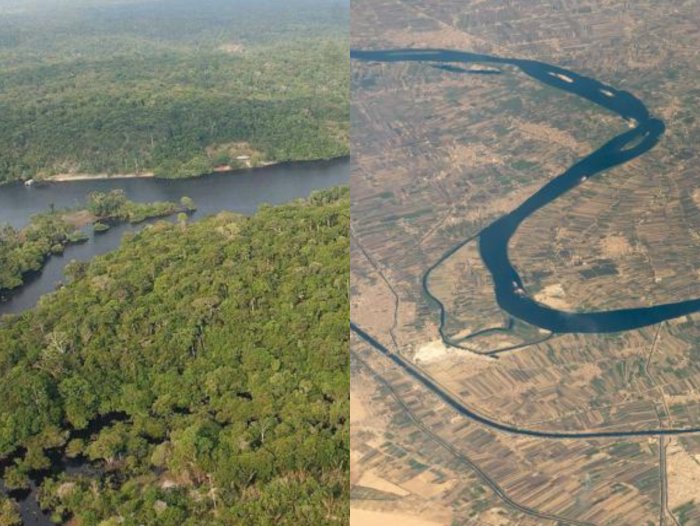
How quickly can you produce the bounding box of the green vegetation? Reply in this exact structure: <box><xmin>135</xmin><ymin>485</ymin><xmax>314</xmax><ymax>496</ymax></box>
<box><xmin>0</xmin><ymin>0</ymin><xmax>349</xmax><ymax>183</ymax></box>
<box><xmin>0</xmin><ymin>495</ymin><xmax>21</xmax><ymax>526</ymax></box>
<box><xmin>0</xmin><ymin>187</ymin><xmax>349</xmax><ymax>525</ymax></box>
<box><xmin>0</xmin><ymin>191</ymin><xmax>193</xmax><ymax>294</ymax></box>
<box><xmin>673</xmin><ymin>501</ymin><xmax>695</xmax><ymax>525</ymax></box>
<box><xmin>87</xmin><ymin>190</ymin><xmax>195</xmax><ymax>225</ymax></box>
<box><xmin>0</xmin><ymin>211</ymin><xmax>87</xmax><ymax>293</ymax></box>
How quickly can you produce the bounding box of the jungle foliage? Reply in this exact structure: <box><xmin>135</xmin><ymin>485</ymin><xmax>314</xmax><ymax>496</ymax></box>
<box><xmin>0</xmin><ymin>211</ymin><xmax>87</xmax><ymax>293</ymax></box>
<box><xmin>0</xmin><ymin>0</ymin><xmax>349</xmax><ymax>183</ymax></box>
<box><xmin>0</xmin><ymin>187</ymin><xmax>350</xmax><ymax>525</ymax></box>
<box><xmin>0</xmin><ymin>190</ymin><xmax>192</xmax><ymax>294</ymax></box>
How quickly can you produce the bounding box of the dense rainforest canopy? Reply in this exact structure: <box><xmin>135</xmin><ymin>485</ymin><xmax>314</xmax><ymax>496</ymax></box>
<box><xmin>0</xmin><ymin>186</ymin><xmax>349</xmax><ymax>524</ymax></box>
<box><xmin>0</xmin><ymin>0</ymin><xmax>349</xmax><ymax>183</ymax></box>
<box><xmin>0</xmin><ymin>211</ymin><xmax>86</xmax><ymax>294</ymax></box>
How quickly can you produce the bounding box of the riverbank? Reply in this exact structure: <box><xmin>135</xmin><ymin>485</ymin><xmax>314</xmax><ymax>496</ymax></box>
<box><xmin>0</xmin><ymin>194</ymin><xmax>193</xmax><ymax>305</ymax></box>
<box><xmin>0</xmin><ymin>158</ymin><xmax>350</xmax><ymax>317</ymax></box>
<box><xmin>354</xmin><ymin>48</ymin><xmax>699</xmax><ymax>334</ymax></box>
<box><xmin>46</xmin><ymin>171</ymin><xmax>155</xmax><ymax>182</ymax></box>
<box><xmin>38</xmin><ymin>156</ymin><xmax>348</xmax><ymax>184</ymax></box>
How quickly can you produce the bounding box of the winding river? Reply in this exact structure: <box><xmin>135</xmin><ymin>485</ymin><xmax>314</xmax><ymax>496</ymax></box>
<box><xmin>350</xmin><ymin>49</ymin><xmax>700</xmax><ymax>438</ymax></box>
<box><xmin>352</xmin><ymin>48</ymin><xmax>700</xmax><ymax>333</ymax></box>
<box><xmin>0</xmin><ymin>157</ymin><xmax>349</xmax><ymax>524</ymax></box>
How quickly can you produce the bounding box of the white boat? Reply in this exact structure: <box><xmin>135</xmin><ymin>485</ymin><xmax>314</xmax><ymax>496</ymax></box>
<box><xmin>512</xmin><ymin>281</ymin><xmax>526</xmax><ymax>296</ymax></box>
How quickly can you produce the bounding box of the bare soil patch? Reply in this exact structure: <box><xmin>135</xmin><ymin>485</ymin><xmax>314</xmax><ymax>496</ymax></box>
<box><xmin>351</xmin><ymin>508</ymin><xmax>449</xmax><ymax>526</ymax></box>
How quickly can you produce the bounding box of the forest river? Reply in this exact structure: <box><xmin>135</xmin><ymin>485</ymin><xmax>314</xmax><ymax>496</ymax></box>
<box><xmin>0</xmin><ymin>158</ymin><xmax>349</xmax><ymax>318</ymax></box>
<box><xmin>0</xmin><ymin>157</ymin><xmax>349</xmax><ymax>524</ymax></box>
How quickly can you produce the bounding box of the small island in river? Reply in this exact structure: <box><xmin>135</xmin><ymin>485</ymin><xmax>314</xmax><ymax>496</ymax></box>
<box><xmin>0</xmin><ymin>190</ymin><xmax>195</xmax><ymax>300</ymax></box>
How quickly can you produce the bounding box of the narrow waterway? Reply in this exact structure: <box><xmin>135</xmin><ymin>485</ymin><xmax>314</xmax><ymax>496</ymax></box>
<box><xmin>0</xmin><ymin>158</ymin><xmax>349</xmax><ymax>523</ymax></box>
<box><xmin>0</xmin><ymin>158</ymin><xmax>350</xmax><ymax>317</ymax></box>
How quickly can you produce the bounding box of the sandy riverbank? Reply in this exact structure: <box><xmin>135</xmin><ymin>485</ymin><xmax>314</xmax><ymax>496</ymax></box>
<box><xmin>43</xmin><ymin>161</ymin><xmax>283</xmax><ymax>183</ymax></box>
<box><xmin>28</xmin><ymin>156</ymin><xmax>348</xmax><ymax>185</ymax></box>
<box><xmin>46</xmin><ymin>172</ymin><xmax>155</xmax><ymax>182</ymax></box>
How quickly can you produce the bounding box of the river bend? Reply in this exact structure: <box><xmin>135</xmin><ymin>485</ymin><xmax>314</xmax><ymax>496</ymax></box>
<box><xmin>352</xmin><ymin>48</ymin><xmax>700</xmax><ymax>333</ymax></box>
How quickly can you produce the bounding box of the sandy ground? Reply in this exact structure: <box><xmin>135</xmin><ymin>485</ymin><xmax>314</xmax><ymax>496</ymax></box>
<box><xmin>350</xmin><ymin>370</ymin><xmax>454</xmax><ymax>526</ymax></box>
<box><xmin>357</xmin><ymin>470</ymin><xmax>410</xmax><ymax>497</ymax></box>
<box><xmin>533</xmin><ymin>283</ymin><xmax>572</xmax><ymax>310</ymax></box>
<box><xmin>414</xmin><ymin>339</ymin><xmax>492</xmax><ymax>364</ymax></box>
<box><xmin>414</xmin><ymin>340</ymin><xmax>460</xmax><ymax>363</ymax></box>
<box><xmin>350</xmin><ymin>450</ymin><xmax>364</xmax><ymax>486</ymax></box>
<box><xmin>478</xmin><ymin>507</ymin><xmax>512</xmax><ymax>526</ymax></box>
<box><xmin>666</xmin><ymin>437</ymin><xmax>700</xmax><ymax>509</ymax></box>
<box><xmin>601</xmin><ymin>234</ymin><xmax>634</xmax><ymax>257</ymax></box>
<box><xmin>44</xmin><ymin>160</ymin><xmax>283</xmax><ymax>183</ymax></box>
<box><xmin>350</xmin><ymin>371</ymin><xmax>390</xmax><ymax>485</ymax></box>
<box><xmin>61</xmin><ymin>210</ymin><xmax>96</xmax><ymax>228</ymax></box>
<box><xmin>47</xmin><ymin>172</ymin><xmax>155</xmax><ymax>182</ymax></box>
<box><xmin>351</xmin><ymin>508</ymin><xmax>448</xmax><ymax>526</ymax></box>
<box><xmin>351</xmin><ymin>392</ymin><xmax>368</xmax><ymax>424</ymax></box>
<box><xmin>350</xmin><ymin>275</ymin><xmax>398</xmax><ymax>341</ymax></box>
<box><xmin>401</xmin><ymin>471</ymin><xmax>452</xmax><ymax>499</ymax></box>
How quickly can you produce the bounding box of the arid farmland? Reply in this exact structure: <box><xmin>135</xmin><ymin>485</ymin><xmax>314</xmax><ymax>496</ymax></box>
<box><xmin>351</xmin><ymin>1</ymin><xmax>700</xmax><ymax>525</ymax></box>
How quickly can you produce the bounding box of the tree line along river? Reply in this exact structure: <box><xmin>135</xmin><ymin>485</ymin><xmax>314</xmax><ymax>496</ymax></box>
<box><xmin>0</xmin><ymin>158</ymin><xmax>350</xmax><ymax>318</ymax></box>
<box><xmin>0</xmin><ymin>158</ymin><xmax>349</xmax><ymax>524</ymax></box>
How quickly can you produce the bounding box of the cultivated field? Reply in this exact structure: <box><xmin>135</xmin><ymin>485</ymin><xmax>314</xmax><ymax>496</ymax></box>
<box><xmin>351</xmin><ymin>1</ymin><xmax>700</xmax><ymax>524</ymax></box>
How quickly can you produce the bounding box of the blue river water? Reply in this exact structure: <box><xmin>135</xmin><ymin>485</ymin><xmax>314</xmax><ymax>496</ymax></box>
<box><xmin>352</xmin><ymin>49</ymin><xmax>700</xmax><ymax>334</ymax></box>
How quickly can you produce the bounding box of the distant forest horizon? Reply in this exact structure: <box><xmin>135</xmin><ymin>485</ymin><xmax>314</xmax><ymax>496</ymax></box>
<box><xmin>0</xmin><ymin>0</ymin><xmax>349</xmax><ymax>183</ymax></box>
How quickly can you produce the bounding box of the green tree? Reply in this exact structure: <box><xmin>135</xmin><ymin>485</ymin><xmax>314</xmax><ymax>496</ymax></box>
<box><xmin>59</xmin><ymin>376</ymin><xmax>99</xmax><ymax>429</ymax></box>
<box><xmin>180</xmin><ymin>196</ymin><xmax>196</xmax><ymax>211</ymax></box>
<box><xmin>0</xmin><ymin>188</ymin><xmax>350</xmax><ymax>525</ymax></box>
<box><xmin>0</xmin><ymin>497</ymin><xmax>21</xmax><ymax>526</ymax></box>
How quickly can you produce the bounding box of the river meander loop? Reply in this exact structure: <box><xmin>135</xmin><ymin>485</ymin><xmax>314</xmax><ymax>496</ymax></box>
<box><xmin>352</xmin><ymin>48</ymin><xmax>700</xmax><ymax>334</ymax></box>
<box><xmin>350</xmin><ymin>48</ymin><xmax>700</xmax><ymax>438</ymax></box>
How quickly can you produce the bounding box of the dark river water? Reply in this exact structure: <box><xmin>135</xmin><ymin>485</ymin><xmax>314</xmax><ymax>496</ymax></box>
<box><xmin>352</xmin><ymin>48</ymin><xmax>700</xmax><ymax>334</ymax></box>
<box><xmin>0</xmin><ymin>157</ymin><xmax>348</xmax><ymax>523</ymax></box>
<box><xmin>0</xmin><ymin>158</ymin><xmax>349</xmax><ymax>318</ymax></box>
